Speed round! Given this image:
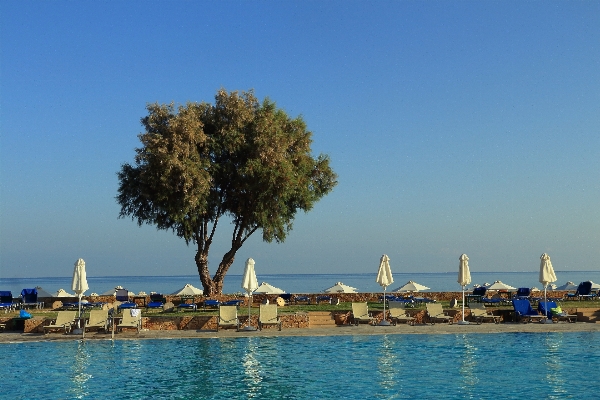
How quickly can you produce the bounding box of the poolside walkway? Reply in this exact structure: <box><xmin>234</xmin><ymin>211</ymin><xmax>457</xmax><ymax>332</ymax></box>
<box><xmin>2</xmin><ymin>321</ymin><xmax>599</xmax><ymax>343</ymax></box>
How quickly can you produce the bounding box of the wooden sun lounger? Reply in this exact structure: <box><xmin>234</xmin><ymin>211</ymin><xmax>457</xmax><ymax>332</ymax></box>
<box><xmin>426</xmin><ymin>303</ymin><xmax>453</xmax><ymax>325</ymax></box>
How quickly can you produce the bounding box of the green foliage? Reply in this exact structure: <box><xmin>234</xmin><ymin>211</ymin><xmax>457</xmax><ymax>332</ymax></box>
<box><xmin>117</xmin><ymin>89</ymin><xmax>338</xmax><ymax>294</ymax></box>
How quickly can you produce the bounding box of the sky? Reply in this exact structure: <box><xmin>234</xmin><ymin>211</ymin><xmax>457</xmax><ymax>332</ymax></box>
<box><xmin>1</xmin><ymin>1</ymin><xmax>599</xmax><ymax>280</ymax></box>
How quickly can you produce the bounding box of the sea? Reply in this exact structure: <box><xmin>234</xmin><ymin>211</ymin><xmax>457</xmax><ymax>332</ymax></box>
<box><xmin>1</xmin><ymin>271</ymin><xmax>598</xmax><ymax>296</ymax></box>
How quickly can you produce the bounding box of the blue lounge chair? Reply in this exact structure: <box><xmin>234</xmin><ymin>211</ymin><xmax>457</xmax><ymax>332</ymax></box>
<box><xmin>538</xmin><ymin>301</ymin><xmax>577</xmax><ymax>323</ymax></box>
<box><xmin>147</xmin><ymin>293</ymin><xmax>166</xmax><ymax>310</ymax></box>
<box><xmin>178</xmin><ymin>296</ymin><xmax>197</xmax><ymax>311</ymax></box>
<box><xmin>222</xmin><ymin>299</ymin><xmax>242</xmax><ymax>307</ymax></box>
<box><xmin>21</xmin><ymin>288</ymin><xmax>40</xmax><ymax>309</ymax></box>
<box><xmin>0</xmin><ymin>291</ymin><xmax>14</xmax><ymax>313</ymax></box>
<box><xmin>465</xmin><ymin>287</ymin><xmax>487</xmax><ymax>303</ymax></box>
<box><xmin>294</xmin><ymin>296</ymin><xmax>311</xmax><ymax>305</ymax></box>
<box><xmin>565</xmin><ymin>281</ymin><xmax>594</xmax><ymax>301</ymax></box>
<box><xmin>316</xmin><ymin>295</ymin><xmax>332</xmax><ymax>304</ymax></box>
<box><xmin>514</xmin><ymin>287</ymin><xmax>531</xmax><ymax>300</ymax></box>
<box><xmin>116</xmin><ymin>288</ymin><xmax>137</xmax><ymax>310</ymax></box>
<box><xmin>512</xmin><ymin>299</ymin><xmax>546</xmax><ymax>323</ymax></box>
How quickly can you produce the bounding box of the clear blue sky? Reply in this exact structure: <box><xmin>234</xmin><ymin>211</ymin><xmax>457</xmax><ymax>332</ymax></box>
<box><xmin>1</xmin><ymin>1</ymin><xmax>598</xmax><ymax>279</ymax></box>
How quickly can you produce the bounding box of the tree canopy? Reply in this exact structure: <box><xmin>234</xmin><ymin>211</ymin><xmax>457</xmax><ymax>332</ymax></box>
<box><xmin>117</xmin><ymin>89</ymin><xmax>338</xmax><ymax>295</ymax></box>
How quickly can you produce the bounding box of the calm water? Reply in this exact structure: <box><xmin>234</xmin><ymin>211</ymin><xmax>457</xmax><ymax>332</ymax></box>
<box><xmin>1</xmin><ymin>271</ymin><xmax>598</xmax><ymax>296</ymax></box>
<box><xmin>2</xmin><ymin>332</ymin><xmax>599</xmax><ymax>399</ymax></box>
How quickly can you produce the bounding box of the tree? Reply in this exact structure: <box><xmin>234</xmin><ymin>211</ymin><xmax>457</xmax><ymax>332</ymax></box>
<box><xmin>117</xmin><ymin>89</ymin><xmax>338</xmax><ymax>295</ymax></box>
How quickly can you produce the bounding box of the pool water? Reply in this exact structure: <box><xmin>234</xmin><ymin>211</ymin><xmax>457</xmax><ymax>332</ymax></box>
<box><xmin>2</xmin><ymin>332</ymin><xmax>599</xmax><ymax>399</ymax></box>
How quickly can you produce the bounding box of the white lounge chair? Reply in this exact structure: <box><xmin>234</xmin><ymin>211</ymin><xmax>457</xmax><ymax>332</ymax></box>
<box><xmin>259</xmin><ymin>304</ymin><xmax>281</xmax><ymax>331</ymax></box>
<box><xmin>218</xmin><ymin>305</ymin><xmax>240</xmax><ymax>331</ymax></box>
<box><xmin>469</xmin><ymin>302</ymin><xmax>500</xmax><ymax>324</ymax></box>
<box><xmin>351</xmin><ymin>302</ymin><xmax>375</xmax><ymax>325</ymax></box>
<box><xmin>388</xmin><ymin>302</ymin><xmax>415</xmax><ymax>326</ymax></box>
<box><xmin>43</xmin><ymin>311</ymin><xmax>76</xmax><ymax>334</ymax></box>
<box><xmin>426</xmin><ymin>303</ymin><xmax>453</xmax><ymax>325</ymax></box>
<box><xmin>117</xmin><ymin>309</ymin><xmax>141</xmax><ymax>333</ymax></box>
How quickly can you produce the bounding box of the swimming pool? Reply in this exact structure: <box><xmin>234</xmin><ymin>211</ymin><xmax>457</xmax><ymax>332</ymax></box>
<box><xmin>2</xmin><ymin>332</ymin><xmax>599</xmax><ymax>399</ymax></box>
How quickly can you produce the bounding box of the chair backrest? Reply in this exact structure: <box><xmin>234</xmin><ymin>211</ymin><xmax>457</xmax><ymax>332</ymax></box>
<box><xmin>88</xmin><ymin>310</ymin><xmax>108</xmax><ymax>326</ymax></box>
<box><xmin>512</xmin><ymin>299</ymin><xmax>535</xmax><ymax>315</ymax></box>
<box><xmin>259</xmin><ymin>304</ymin><xmax>278</xmax><ymax>323</ymax></box>
<box><xmin>219</xmin><ymin>305</ymin><xmax>238</xmax><ymax>324</ymax></box>
<box><xmin>21</xmin><ymin>288</ymin><xmax>38</xmax><ymax>303</ymax></box>
<box><xmin>351</xmin><ymin>302</ymin><xmax>369</xmax><ymax>317</ymax></box>
<box><xmin>279</xmin><ymin>293</ymin><xmax>292</xmax><ymax>301</ymax></box>
<box><xmin>115</xmin><ymin>289</ymin><xmax>130</xmax><ymax>302</ymax></box>
<box><xmin>149</xmin><ymin>293</ymin><xmax>165</xmax><ymax>303</ymax></box>
<box><xmin>388</xmin><ymin>302</ymin><xmax>408</xmax><ymax>318</ymax></box>
<box><xmin>0</xmin><ymin>291</ymin><xmax>12</xmax><ymax>303</ymax></box>
<box><xmin>516</xmin><ymin>288</ymin><xmax>530</xmax><ymax>297</ymax></box>
<box><xmin>426</xmin><ymin>303</ymin><xmax>443</xmax><ymax>316</ymax></box>
<box><xmin>579</xmin><ymin>281</ymin><xmax>592</xmax><ymax>295</ymax></box>
<box><xmin>122</xmin><ymin>310</ymin><xmax>141</xmax><ymax>325</ymax></box>
<box><xmin>473</xmin><ymin>287</ymin><xmax>487</xmax><ymax>296</ymax></box>
<box><xmin>468</xmin><ymin>302</ymin><xmax>486</xmax><ymax>311</ymax></box>
<box><xmin>55</xmin><ymin>311</ymin><xmax>77</xmax><ymax>326</ymax></box>
<box><xmin>538</xmin><ymin>301</ymin><xmax>557</xmax><ymax>318</ymax></box>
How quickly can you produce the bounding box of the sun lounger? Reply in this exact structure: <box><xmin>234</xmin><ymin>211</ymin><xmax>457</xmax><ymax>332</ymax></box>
<box><xmin>514</xmin><ymin>288</ymin><xmax>531</xmax><ymax>300</ymax></box>
<box><xmin>512</xmin><ymin>299</ymin><xmax>546</xmax><ymax>323</ymax></box>
<box><xmin>43</xmin><ymin>311</ymin><xmax>76</xmax><ymax>334</ymax></box>
<box><xmin>465</xmin><ymin>287</ymin><xmax>487</xmax><ymax>303</ymax></box>
<box><xmin>21</xmin><ymin>288</ymin><xmax>41</xmax><ymax>309</ymax></box>
<box><xmin>316</xmin><ymin>295</ymin><xmax>332</xmax><ymax>304</ymax></box>
<box><xmin>116</xmin><ymin>289</ymin><xmax>137</xmax><ymax>310</ymax></box>
<box><xmin>176</xmin><ymin>295</ymin><xmax>197</xmax><ymax>311</ymax></box>
<box><xmin>538</xmin><ymin>301</ymin><xmax>577</xmax><ymax>323</ymax></box>
<box><xmin>426</xmin><ymin>303</ymin><xmax>453</xmax><ymax>324</ymax></box>
<box><xmin>259</xmin><ymin>304</ymin><xmax>282</xmax><ymax>331</ymax></box>
<box><xmin>0</xmin><ymin>291</ymin><xmax>14</xmax><ymax>313</ymax></box>
<box><xmin>202</xmin><ymin>299</ymin><xmax>220</xmax><ymax>310</ymax></box>
<box><xmin>388</xmin><ymin>302</ymin><xmax>415</xmax><ymax>326</ymax></box>
<box><xmin>147</xmin><ymin>293</ymin><xmax>166</xmax><ymax>311</ymax></box>
<box><xmin>468</xmin><ymin>302</ymin><xmax>500</xmax><ymax>324</ymax></box>
<box><xmin>117</xmin><ymin>309</ymin><xmax>141</xmax><ymax>333</ymax></box>
<box><xmin>85</xmin><ymin>310</ymin><xmax>109</xmax><ymax>332</ymax></box>
<box><xmin>351</xmin><ymin>302</ymin><xmax>375</xmax><ymax>325</ymax></box>
<box><xmin>294</xmin><ymin>296</ymin><xmax>311</xmax><ymax>305</ymax></box>
<box><xmin>217</xmin><ymin>305</ymin><xmax>239</xmax><ymax>331</ymax></box>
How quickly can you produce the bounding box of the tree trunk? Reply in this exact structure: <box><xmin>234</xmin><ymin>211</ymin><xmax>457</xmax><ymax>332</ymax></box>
<box><xmin>196</xmin><ymin>242</ymin><xmax>241</xmax><ymax>296</ymax></box>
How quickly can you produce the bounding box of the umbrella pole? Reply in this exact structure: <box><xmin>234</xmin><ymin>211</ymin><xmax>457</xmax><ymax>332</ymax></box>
<box><xmin>543</xmin><ymin>285</ymin><xmax>553</xmax><ymax>324</ymax></box>
<box><xmin>458</xmin><ymin>285</ymin><xmax>469</xmax><ymax>325</ymax></box>
<box><xmin>243</xmin><ymin>293</ymin><xmax>256</xmax><ymax>331</ymax></box>
<box><xmin>379</xmin><ymin>287</ymin><xmax>391</xmax><ymax>326</ymax></box>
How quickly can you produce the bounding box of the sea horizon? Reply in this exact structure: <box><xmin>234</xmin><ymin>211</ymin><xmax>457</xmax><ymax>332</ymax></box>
<box><xmin>1</xmin><ymin>270</ymin><xmax>598</xmax><ymax>297</ymax></box>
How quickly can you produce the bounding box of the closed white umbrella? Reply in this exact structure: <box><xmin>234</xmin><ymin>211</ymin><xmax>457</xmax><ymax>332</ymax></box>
<box><xmin>254</xmin><ymin>282</ymin><xmax>285</xmax><ymax>294</ymax></box>
<box><xmin>457</xmin><ymin>254</ymin><xmax>471</xmax><ymax>325</ymax></box>
<box><xmin>376</xmin><ymin>254</ymin><xmax>394</xmax><ymax>326</ymax></box>
<box><xmin>324</xmin><ymin>282</ymin><xmax>358</xmax><ymax>293</ymax></box>
<box><xmin>71</xmin><ymin>258</ymin><xmax>89</xmax><ymax>331</ymax></box>
<box><xmin>539</xmin><ymin>253</ymin><xmax>557</xmax><ymax>324</ymax></box>
<box><xmin>241</xmin><ymin>258</ymin><xmax>259</xmax><ymax>331</ymax></box>
<box><xmin>393</xmin><ymin>281</ymin><xmax>430</xmax><ymax>293</ymax></box>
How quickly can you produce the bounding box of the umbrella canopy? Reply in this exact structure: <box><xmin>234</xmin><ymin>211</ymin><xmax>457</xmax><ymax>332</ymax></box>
<box><xmin>72</xmin><ymin>258</ymin><xmax>89</xmax><ymax>296</ymax></box>
<box><xmin>35</xmin><ymin>287</ymin><xmax>54</xmax><ymax>298</ymax></box>
<box><xmin>254</xmin><ymin>282</ymin><xmax>285</xmax><ymax>294</ymax></box>
<box><xmin>539</xmin><ymin>253</ymin><xmax>557</xmax><ymax>287</ymax></box>
<box><xmin>170</xmin><ymin>284</ymin><xmax>203</xmax><ymax>296</ymax></box>
<box><xmin>241</xmin><ymin>258</ymin><xmax>259</xmax><ymax>294</ymax></box>
<box><xmin>54</xmin><ymin>288</ymin><xmax>74</xmax><ymax>297</ymax></box>
<box><xmin>486</xmin><ymin>281</ymin><xmax>516</xmax><ymax>291</ymax></box>
<box><xmin>393</xmin><ymin>280</ymin><xmax>430</xmax><ymax>292</ymax></box>
<box><xmin>458</xmin><ymin>254</ymin><xmax>471</xmax><ymax>287</ymax></box>
<box><xmin>530</xmin><ymin>287</ymin><xmax>541</xmax><ymax>292</ymax></box>
<box><xmin>324</xmin><ymin>282</ymin><xmax>358</xmax><ymax>293</ymax></box>
<box><xmin>589</xmin><ymin>281</ymin><xmax>600</xmax><ymax>290</ymax></box>
<box><xmin>376</xmin><ymin>254</ymin><xmax>394</xmax><ymax>290</ymax></box>
<box><xmin>555</xmin><ymin>281</ymin><xmax>578</xmax><ymax>291</ymax></box>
